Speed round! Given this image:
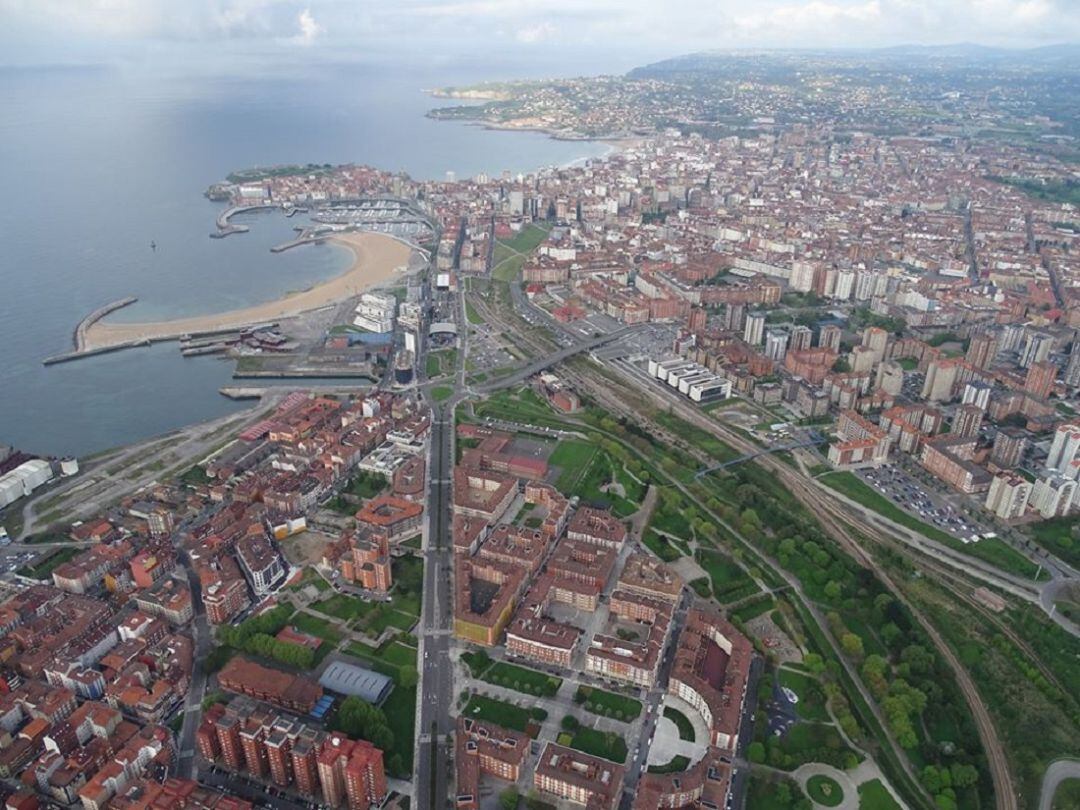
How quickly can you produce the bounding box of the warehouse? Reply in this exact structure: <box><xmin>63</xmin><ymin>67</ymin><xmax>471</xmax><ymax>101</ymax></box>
<box><xmin>0</xmin><ymin>459</ymin><xmax>52</xmax><ymax>509</ymax></box>
<box><xmin>319</xmin><ymin>660</ymin><xmax>394</xmax><ymax>704</ymax></box>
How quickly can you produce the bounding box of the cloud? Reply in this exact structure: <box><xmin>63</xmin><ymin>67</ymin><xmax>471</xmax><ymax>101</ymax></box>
<box><xmin>293</xmin><ymin>7</ymin><xmax>323</xmax><ymax>45</ymax></box>
<box><xmin>516</xmin><ymin>21</ymin><xmax>557</xmax><ymax>43</ymax></box>
<box><xmin>0</xmin><ymin>0</ymin><xmax>1077</xmax><ymax>60</ymax></box>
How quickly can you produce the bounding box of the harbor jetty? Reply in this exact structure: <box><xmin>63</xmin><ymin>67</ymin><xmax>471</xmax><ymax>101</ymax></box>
<box><xmin>211</xmin><ymin>203</ymin><xmax>273</xmax><ymax>238</ymax></box>
<box><xmin>74</xmin><ymin>297</ymin><xmax>137</xmax><ymax>351</ymax></box>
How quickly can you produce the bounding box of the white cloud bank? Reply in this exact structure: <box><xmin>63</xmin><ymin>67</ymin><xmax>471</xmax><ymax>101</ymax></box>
<box><xmin>0</xmin><ymin>0</ymin><xmax>1076</xmax><ymax>60</ymax></box>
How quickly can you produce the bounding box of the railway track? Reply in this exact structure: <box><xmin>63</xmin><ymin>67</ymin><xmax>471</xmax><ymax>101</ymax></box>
<box><xmin>558</xmin><ymin>357</ymin><xmax>1018</xmax><ymax>810</ymax></box>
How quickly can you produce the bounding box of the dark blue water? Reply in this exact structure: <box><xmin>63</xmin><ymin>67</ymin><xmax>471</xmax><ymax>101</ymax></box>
<box><xmin>0</xmin><ymin>63</ymin><xmax>607</xmax><ymax>456</ymax></box>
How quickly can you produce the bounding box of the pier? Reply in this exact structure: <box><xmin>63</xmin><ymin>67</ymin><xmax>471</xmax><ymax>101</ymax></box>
<box><xmin>270</xmin><ymin>232</ymin><xmax>324</xmax><ymax>253</ymax></box>
<box><xmin>211</xmin><ymin>203</ymin><xmax>273</xmax><ymax>238</ymax></box>
<box><xmin>74</xmin><ymin>297</ymin><xmax>137</xmax><ymax>351</ymax></box>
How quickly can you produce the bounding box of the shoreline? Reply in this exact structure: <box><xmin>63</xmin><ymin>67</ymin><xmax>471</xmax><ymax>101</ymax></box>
<box><xmin>77</xmin><ymin>231</ymin><xmax>412</xmax><ymax>353</ymax></box>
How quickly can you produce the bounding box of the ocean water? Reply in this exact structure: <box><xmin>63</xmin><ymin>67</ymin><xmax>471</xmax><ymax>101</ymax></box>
<box><xmin>0</xmin><ymin>62</ymin><xmax>607</xmax><ymax>457</ymax></box>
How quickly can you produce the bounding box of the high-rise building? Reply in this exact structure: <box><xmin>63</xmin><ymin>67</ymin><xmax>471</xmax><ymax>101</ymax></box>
<box><xmin>1020</xmin><ymin>331</ymin><xmax>1054</xmax><ymax>369</ymax></box>
<box><xmin>832</xmin><ymin>269</ymin><xmax>855</xmax><ymax>301</ymax></box>
<box><xmin>1064</xmin><ymin>334</ymin><xmax>1080</xmax><ymax>388</ymax></box>
<box><xmin>985</xmin><ymin>473</ymin><xmax>1032</xmax><ymax>520</ymax></box>
<box><xmin>764</xmin><ymin>329</ymin><xmax>789</xmax><ymax>361</ymax></box>
<box><xmin>861</xmin><ymin>327</ymin><xmax>889</xmax><ymax>363</ymax></box>
<box><xmin>317</xmin><ymin>736</ymin><xmax>387</xmax><ymax>810</ymax></box>
<box><xmin>1024</xmin><ymin>360</ymin><xmax>1058</xmax><ymax>400</ymax></box>
<box><xmin>818</xmin><ymin>324</ymin><xmax>842</xmax><ymax>352</ymax></box>
<box><xmin>991</xmin><ymin>429</ymin><xmax>1027</xmax><ymax>469</ymax></box>
<box><xmin>1030</xmin><ymin>473</ymin><xmax>1077</xmax><ymax>519</ymax></box>
<box><xmin>853</xmin><ymin>270</ymin><xmax>878</xmax><ymax>302</ymax></box>
<box><xmin>789</xmin><ymin>325</ymin><xmax>813</xmax><ymax>352</ymax></box>
<box><xmin>1046</xmin><ymin>423</ymin><xmax>1080</xmax><ymax>474</ymax></box>
<box><xmin>875</xmin><ymin>360</ymin><xmax>904</xmax><ymax>397</ymax></box>
<box><xmin>961</xmin><ymin>381</ymin><xmax>993</xmax><ymax>411</ymax></box>
<box><xmin>344</xmin><ymin>742</ymin><xmax>387</xmax><ymax>810</ymax></box>
<box><xmin>851</xmin><ymin>346</ymin><xmax>877</xmax><ymax>374</ymax></box>
<box><xmin>239</xmin><ymin>721</ymin><xmax>269</xmax><ymax>779</ymax></box>
<box><xmin>215</xmin><ymin>715</ymin><xmax>244</xmax><ymax>772</ymax></box>
<box><xmin>723</xmin><ymin>302</ymin><xmax>746</xmax><ymax>332</ymax></box>
<box><xmin>743</xmin><ymin>312</ymin><xmax>765</xmax><ymax>346</ymax></box>
<box><xmin>921</xmin><ymin>359</ymin><xmax>960</xmax><ymax>403</ymax></box>
<box><xmin>687</xmin><ymin>307</ymin><xmax>707</xmax><ymax>333</ymax></box>
<box><xmin>952</xmin><ymin>404</ymin><xmax>983</xmax><ymax>439</ymax></box>
<box><xmin>291</xmin><ymin>733</ymin><xmax>321</xmax><ymax>799</ymax></box>
<box><xmin>999</xmin><ymin>323</ymin><xmax>1026</xmax><ymax>353</ymax></box>
<box><xmin>965</xmin><ymin>330</ymin><xmax>998</xmax><ymax>370</ymax></box>
<box><xmin>789</xmin><ymin>260</ymin><xmax>817</xmax><ymax>293</ymax></box>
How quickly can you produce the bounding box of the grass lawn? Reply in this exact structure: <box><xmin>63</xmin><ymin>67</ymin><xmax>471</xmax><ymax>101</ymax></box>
<box><xmin>342</xmin><ymin>639</ymin><xmax>417</xmax><ymax>680</ymax></box>
<box><xmin>731</xmin><ymin>596</ymin><xmax>775</xmax><ymax>623</ymax></box>
<box><xmin>819</xmin><ymin>471</ymin><xmax>1041</xmax><ymax>578</ymax></box>
<box><xmin>551</xmin><ymin>440</ymin><xmax>599</xmax><ymax>491</ymax></box>
<box><xmin>483</xmin><ymin>661</ymin><xmax>562</xmax><ymax>697</ymax></box>
<box><xmin>647</xmin><ymin>755</ymin><xmax>690</xmax><ymax>774</ymax></box>
<box><xmin>807</xmin><ymin>775</ymin><xmax>844</xmax><ymax>807</ymax></box>
<box><xmin>857</xmin><ymin>779</ymin><xmax>902</xmax><ymax>810</ymax></box>
<box><xmin>463</xmin><ymin>694</ymin><xmax>544</xmax><ymax>735</ymax></box>
<box><xmin>777</xmin><ymin>667</ymin><xmax>830</xmax><ymax>722</ymax></box>
<box><xmin>575</xmin><ymin>686</ymin><xmax>642</xmax><ymax>721</ymax></box>
<box><xmin>497</xmin><ymin>223</ymin><xmax>552</xmax><ymax>255</ymax></box>
<box><xmin>313</xmin><ymin>593</ymin><xmax>369</xmax><ymax>621</ymax></box>
<box><xmin>287</xmin><ymin>569</ymin><xmax>330</xmax><ymax>593</ymax></box>
<box><xmin>747</xmin><ymin>774</ymin><xmax>806</xmax><ymax>810</ymax></box>
<box><xmin>339</xmin><ymin>636</ymin><xmax>417</xmax><ymax>777</ymax></box>
<box><xmin>643</xmin><ymin>530</ymin><xmax>684</xmax><ymax>563</ymax></box>
<box><xmin>649</xmin><ymin>500</ymin><xmax>694</xmax><ymax>539</ymax></box>
<box><xmin>663</xmin><ymin>707</ymin><xmax>695</xmax><ymax>742</ymax></box>
<box><xmin>770</xmin><ymin>722</ymin><xmax>859</xmax><ymax>770</ymax></box>
<box><xmin>695</xmin><ymin>548</ymin><xmax>758</xmax><ymax>603</ymax></box>
<box><xmin>465</xmin><ymin>299</ymin><xmax>484</xmax><ymax>325</ymax></box>
<box><xmin>1028</xmin><ymin>514</ymin><xmax>1080</xmax><ymax>569</ymax></box>
<box><xmin>289</xmin><ymin>612</ymin><xmax>344</xmax><ymax>645</ymax></box>
<box><xmin>565</xmin><ymin>725</ymin><xmax>628</xmax><ymax>763</ymax></box>
<box><xmin>431</xmin><ymin>385</ymin><xmax>454</xmax><ymax>402</ymax></box>
<box><xmin>382</xmin><ymin>682</ymin><xmax>416</xmax><ymax>776</ymax></box>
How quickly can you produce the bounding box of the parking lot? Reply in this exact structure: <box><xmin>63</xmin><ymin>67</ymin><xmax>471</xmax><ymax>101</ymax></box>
<box><xmin>857</xmin><ymin>465</ymin><xmax>992</xmax><ymax>543</ymax></box>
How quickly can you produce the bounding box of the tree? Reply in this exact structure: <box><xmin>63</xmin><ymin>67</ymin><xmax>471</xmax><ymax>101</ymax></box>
<box><xmin>802</xmin><ymin>653</ymin><xmax>826</xmax><ymax>675</ymax></box>
<box><xmin>840</xmin><ymin>632</ymin><xmax>864</xmax><ymax>659</ymax></box>
<box><xmin>499</xmin><ymin>786</ymin><xmax>520</xmax><ymax>810</ymax></box>
<box><xmin>747</xmin><ymin>741</ymin><xmax>766</xmax><ymax>763</ymax></box>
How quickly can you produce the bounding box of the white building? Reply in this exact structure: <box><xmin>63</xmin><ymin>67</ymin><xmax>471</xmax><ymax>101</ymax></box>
<box><xmin>743</xmin><ymin>312</ymin><xmax>766</xmax><ymax>346</ymax></box>
<box><xmin>353</xmin><ymin>292</ymin><xmax>397</xmax><ymax>333</ymax></box>
<box><xmin>0</xmin><ymin>459</ymin><xmax>53</xmax><ymax>509</ymax></box>
<box><xmin>1030</xmin><ymin>473</ymin><xmax>1077</xmax><ymax>519</ymax></box>
<box><xmin>764</xmin><ymin>329</ymin><xmax>789</xmax><ymax>362</ymax></box>
<box><xmin>1046</xmin><ymin>423</ymin><xmax>1080</xmax><ymax>474</ymax></box>
<box><xmin>984</xmin><ymin>473</ymin><xmax>1032</xmax><ymax>520</ymax></box>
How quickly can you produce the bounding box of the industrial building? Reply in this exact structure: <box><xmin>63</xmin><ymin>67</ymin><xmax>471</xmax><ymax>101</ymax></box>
<box><xmin>0</xmin><ymin>459</ymin><xmax>53</xmax><ymax>509</ymax></box>
<box><xmin>646</xmin><ymin>358</ymin><xmax>731</xmax><ymax>404</ymax></box>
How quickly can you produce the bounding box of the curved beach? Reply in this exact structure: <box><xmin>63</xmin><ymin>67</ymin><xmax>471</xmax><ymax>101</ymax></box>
<box><xmin>81</xmin><ymin>232</ymin><xmax>411</xmax><ymax>351</ymax></box>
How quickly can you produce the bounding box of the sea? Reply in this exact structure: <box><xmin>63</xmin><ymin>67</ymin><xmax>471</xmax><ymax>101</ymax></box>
<box><xmin>0</xmin><ymin>61</ymin><xmax>609</xmax><ymax>457</ymax></box>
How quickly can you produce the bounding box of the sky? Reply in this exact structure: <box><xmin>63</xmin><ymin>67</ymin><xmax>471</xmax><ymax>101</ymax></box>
<box><xmin>1</xmin><ymin>0</ymin><xmax>1078</xmax><ymax>73</ymax></box>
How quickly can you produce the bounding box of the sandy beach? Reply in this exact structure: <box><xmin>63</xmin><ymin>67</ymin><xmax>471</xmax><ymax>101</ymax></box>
<box><xmin>81</xmin><ymin>231</ymin><xmax>412</xmax><ymax>351</ymax></box>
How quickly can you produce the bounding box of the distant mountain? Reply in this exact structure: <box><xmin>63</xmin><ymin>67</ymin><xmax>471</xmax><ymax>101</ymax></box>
<box><xmin>630</xmin><ymin>43</ymin><xmax>1080</xmax><ymax>79</ymax></box>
